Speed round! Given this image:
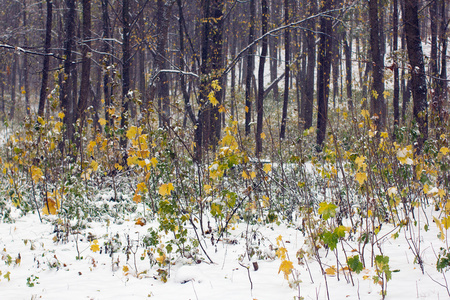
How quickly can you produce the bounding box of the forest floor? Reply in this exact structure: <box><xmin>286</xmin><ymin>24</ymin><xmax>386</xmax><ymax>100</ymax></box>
<box><xmin>0</xmin><ymin>204</ymin><xmax>449</xmax><ymax>300</ymax></box>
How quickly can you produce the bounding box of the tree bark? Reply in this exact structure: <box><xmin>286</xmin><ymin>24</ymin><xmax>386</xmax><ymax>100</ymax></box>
<box><xmin>302</xmin><ymin>0</ymin><xmax>316</xmax><ymax>130</ymax></box>
<box><xmin>369</xmin><ymin>0</ymin><xmax>385</xmax><ymax>129</ymax></box>
<box><xmin>256</xmin><ymin>0</ymin><xmax>268</xmax><ymax>157</ymax></box>
<box><xmin>316</xmin><ymin>0</ymin><xmax>333</xmax><ymax>149</ymax></box>
<box><xmin>279</xmin><ymin>0</ymin><xmax>289</xmax><ymax>139</ymax></box>
<box><xmin>404</xmin><ymin>0</ymin><xmax>428</xmax><ymax>151</ymax></box>
<box><xmin>245</xmin><ymin>0</ymin><xmax>256</xmax><ymax>136</ymax></box>
<box><xmin>60</xmin><ymin>0</ymin><xmax>76</xmax><ymax>142</ymax></box>
<box><xmin>77</xmin><ymin>0</ymin><xmax>91</xmax><ymax>127</ymax></box>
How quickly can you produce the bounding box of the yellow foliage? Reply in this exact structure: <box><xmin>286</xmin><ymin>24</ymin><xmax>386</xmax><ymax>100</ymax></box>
<box><xmin>98</xmin><ymin>118</ymin><xmax>107</xmax><ymax>126</ymax></box>
<box><xmin>90</xmin><ymin>160</ymin><xmax>99</xmax><ymax>171</ymax></box>
<box><xmin>325</xmin><ymin>266</ymin><xmax>337</xmax><ymax>276</ymax></box>
<box><xmin>263</xmin><ymin>163</ymin><xmax>272</xmax><ymax>174</ymax></box>
<box><xmin>355</xmin><ymin>172</ymin><xmax>367</xmax><ymax>185</ymax></box>
<box><xmin>159</xmin><ymin>183</ymin><xmax>174</xmax><ymax>196</ymax></box>
<box><xmin>30</xmin><ymin>166</ymin><xmax>43</xmax><ymax>184</ymax></box>
<box><xmin>278</xmin><ymin>260</ymin><xmax>293</xmax><ymax>280</ymax></box>
<box><xmin>133</xmin><ymin>194</ymin><xmax>142</xmax><ymax>203</ymax></box>
<box><xmin>90</xmin><ymin>240</ymin><xmax>100</xmax><ymax>252</ymax></box>
<box><xmin>42</xmin><ymin>191</ymin><xmax>61</xmax><ymax>215</ymax></box>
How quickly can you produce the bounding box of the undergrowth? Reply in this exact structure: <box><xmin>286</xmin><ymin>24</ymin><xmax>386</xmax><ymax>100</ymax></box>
<box><xmin>1</xmin><ymin>93</ymin><xmax>450</xmax><ymax>299</ymax></box>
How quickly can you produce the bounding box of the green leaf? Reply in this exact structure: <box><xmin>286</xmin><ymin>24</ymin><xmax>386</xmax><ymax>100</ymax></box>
<box><xmin>347</xmin><ymin>255</ymin><xmax>363</xmax><ymax>274</ymax></box>
<box><xmin>318</xmin><ymin>202</ymin><xmax>337</xmax><ymax>220</ymax></box>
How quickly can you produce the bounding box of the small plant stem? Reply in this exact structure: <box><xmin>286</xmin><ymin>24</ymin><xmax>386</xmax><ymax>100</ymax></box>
<box><xmin>29</xmin><ymin>170</ymin><xmax>42</xmax><ymax>223</ymax></box>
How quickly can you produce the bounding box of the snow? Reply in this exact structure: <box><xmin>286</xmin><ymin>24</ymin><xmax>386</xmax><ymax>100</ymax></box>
<box><xmin>1</xmin><ymin>203</ymin><xmax>449</xmax><ymax>300</ymax></box>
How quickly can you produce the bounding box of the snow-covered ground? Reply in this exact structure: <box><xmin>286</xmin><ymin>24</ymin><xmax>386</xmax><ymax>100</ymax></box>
<box><xmin>1</xmin><ymin>205</ymin><xmax>449</xmax><ymax>300</ymax></box>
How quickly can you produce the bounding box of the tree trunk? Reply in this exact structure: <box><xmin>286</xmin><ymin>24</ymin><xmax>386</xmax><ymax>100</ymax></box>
<box><xmin>256</xmin><ymin>0</ymin><xmax>268</xmax><ymax>157</ymax></box>
<box><xmin>302</xmin><ymin>0</ymin><xmax>316</xmax><ymax>130</ymax></box>
<box><xmin>279</xmin><ymin>0</ymin><xmax>289</xmax><ymax>139</ymax></box>
<box><xmin>369</xmin><ymin>0</ymin><xmax>385</xmax><ymax>129</ymax></box>
<box><xmin>101</xmin><ymin>0</ymin><xmax>112</xmax><ymax>128</ymax></box>
<box><xmin>393</xmin><ymin>0</ymin><xmax>399</xmax><ymax>127</ymax></box>
<box><xmin>245</xmin><ymin>0</ymin><xmax>256</xmax><ymax>136</ymax></box>
<box><xmin>60</xmin><ymin>0</ymin><xmax>76</xmax><ymax>142</ymax></box>
<box><xmin>120</xmin><ymin>0</ymin><xmax>130</xmax><ymax>148</ymax></box>
<box><xmin>77</xmin><ymin>0</ymin><xmax>91</xmax><ymax>128</ymax></box>
<box><xmin>316</xmin><ymin>0</ymin><xmax>333</xmax><ymax>149</ymax></box>
<box><xmin>9</xmin><ymin>55</ymin><xmax>17</xmax><ymax>120</ymax></box>
<box><xmin>404</xmin><ymin>0</ymin><xmax>428</xmax><ymax>151</ymax></box>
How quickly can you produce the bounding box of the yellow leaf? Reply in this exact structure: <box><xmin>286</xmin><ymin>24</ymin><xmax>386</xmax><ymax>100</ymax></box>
<box><xmin>159</xmin><ymin>183</ymin><xmax>174</xmax><ymax>196</ymax></box>
<box><xmin>98</xmin><ymin>118</ymin><xmax>107</xmax><ymax>126</ymax></box>
<box><xmin>30</xmin><ymin>166</ymin><xmax>43</xmax><ymax>184</ymax></box>
<box><xmin>278</xmin><ymin>260</ymin><xmax>293</xmax><ymax>279</ymax></box>
<box><xmin>263</xmin><ymin>163</ymin><xmax>272</xmax><ymax>174</ymax></box>
<box><xmin>355</xmin><ymin>156</ymin><xmax>366</xmax><ymax>171</ymax></box>
<box><xmin>245</xmin><ymin>106</ymin><xmax>249</xmax><ymax>113</ymax></box>
<box><xmin>218</xmin><ymin>105</ymin><xmax>226</xmax><ymax>113</ymax></box>
<box><xmin>325</xmin><ymin>266</ymin><xmax>337</xmax><ymax>276</ymax></box>
<box><xmin>380</xmin><ymin>132</ymin><xmax>389</xmax><ymax>138</ymax></box>
<box><xmin>275</xmin><ymin>247</ymin><xmax>287</xmax><ymax>260</ymax></box>
<box><xmin>361</xmin><ymin>109</ymin><xmax>369</xmax><ymax>119</ymax></box>
<box><xmin>242</xmin><ymin>170</ymin><xmax>250</xmax><ymax>179</ymax></box>
<box><xmin>90</xmin><ymin>160</ymin><xmax>99</xmax><ymax>171</ymax></box>
<box><xmin>127</xmin><ymin>156</ymin><xmax>139</xmax><ymax>166</ymax></box>
<box><xmin>37</xmin><ymin>116</ymin><xmax>45</xmax><ymax>125</ymax></box>
<box><xmin>136</xmin><ymin>182</ymin><xmax>147</xmax><ymax>193</ymax></box>
<box><xmin>115</xmin><ymin>163</ymin><xmax>123</xmax><ymax>171</ymax></box>
<box><xmin>204</xmin><ymin>184</ymin><xmax>212</xmax><ymax>194</ymax></box>
<box><xmin>123</xmin><ymin>265</ymin><xmax>129</xmax><ymax>274</ymax></box>
<box><xmin>58</xmin><ymin>112</ymin><xmax>65</xmax><ymax>119</ymax></box>
<box><xmin>368</xmin><ymin>209</ymin><xmax>373</xmax><ymax>217</ymax></box>
<box><xmin>156</xmin><ymin>253</ymin><xmax>166</xmax><ymax>264</ymax></box>
<box><xmin>42</xmin><ymin>193</ymin><xmax>60</xmax><ymax>215</ymax></box>
<box><xmin>261</xmin><ymin>132</ymin><xmax>266</xmax><ymax>140</ymax></box>
<box><xmin>208</xmin><ymin>92</ymin><xmax>219</xmax><ymax>106</ymax></box>
<box><xmin>87</xmin><ymin>141</ymin><xmax>96</xmax><ymax>154</ymax></box>
<box><xmin>90</xmin><ymin>240</ymin><xmax>100</xmax><ymax>252</ymax></box>
<box><xmin>440</xmin><ymin>147</ymin><xmax>450</xmax><ymax>155</ymax></box>
<box><xmin>126</xmin><ymin>126</ymin><xmax>138</xmax><ymax>140</ymax></box>
<box><xmin>133</xmin><ymin>194</ymin><xmax>142</xmax><ymax>203</ymax></box>
<box><xmin>150</xmin><ymin>157</ymin><xmax>158</xmax><ymax>168</ymax></box>
<box><xmin>135</xmin><ymin>217</ymin><xmax>146</xmax><ymax>226</ymax></box>
<box><xmin>108</xmin><ymin>107</ymin><xmax>115</xmax><ymax>115</ymax></box>
<box><xmin>211</xmin><ymin>79</ymin><xmax>222</xmax><ymax>91</ymax></box>
<box><xmin>355</xmin><ymin>172</ymin><xmax>367</xmax><ymax>185</ymax></box>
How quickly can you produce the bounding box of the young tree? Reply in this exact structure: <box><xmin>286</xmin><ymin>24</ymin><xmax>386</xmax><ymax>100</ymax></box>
<box><xmin>38</xmin><ymin>0</ymin><xmax>53</xmax><ymax>117</ymax></box>
<box><xmin>302</xmin><ymin>0</ymin><xmax>316</xmax><ymax>130</ymax></box>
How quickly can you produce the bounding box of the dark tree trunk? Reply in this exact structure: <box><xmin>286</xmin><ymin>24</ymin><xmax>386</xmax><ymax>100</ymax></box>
<box><xmin>22</xmin><ymin>0</ymin><xmax>30</xmax><ymax>115</ymax></box>
<box><xmin>256</xmin><ymin>0</ymin><xmax>268</xmax><ymax>157</ymax></box>
<box><xmin>302</xmin><ymin>0</ymin><xmax>316</xmax><ymax>130</ymax></box>
<box><xmin>316</xmin><ymin>0</ymin><xmax>333</xmax><ymax>149</ymax></box>
<box><xmin>245</xmin><ymin>0</ymin><xmax>255</xmax><ymax>136</ymax></box>
<box><xmin>393</xmin><ymin>0</ymin><xmax>399</xmax><ymax>127</ymax></box>
<box><xmin>269</xmin><ymin>0</ymin><xmax>279</xmax><ymax>103</ymax></box>
<box><xmin>344</xmin><ymin>32</ymin><xmax>353</xmax><ymax>109</ymax></box>
<box><xmin>120</xmin><ymin>0</ymin><xmax>131</xmax><ymax>148</ymax></box>
<box><xmin>405</xmin><ymin>0</ymin><xmax>428</xmax><ymax>151</ymax></box>
<box><xmin>369</xmin><ymin>0</ymin><xmax>385</xmax><ymax>129</ymax></box>
<box><xmin>194</xmin><ymin>0</ymin><xmax>224</xmax><ymax>162</ymax></box>
<box><xmin>435</xmin><ymin>0</ymin><xmax>447</xmax><ymax>136</ymax></box>
<box><xmin>279</xmin><ymin>0</ymin><xmax>289</xmax><ymax>139</ymax></box>
<box><xmin>77</xmin><ymin>0</ymin><xmax>91</xmax><ymax>128</ymax></box>
<box><xmin>60</xmin><ymin>0</ymin><xmax>76</xmax><ymax>142</ymax></box>
<box><xmin>101</xmin><ymin>0</ymin><xmax>112</xmax><ymax>127</ymax></box>
<box><xmin>9</xmin><ymin>55</ymin><xmax>17</xmax><ymax>120</ymax></box>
